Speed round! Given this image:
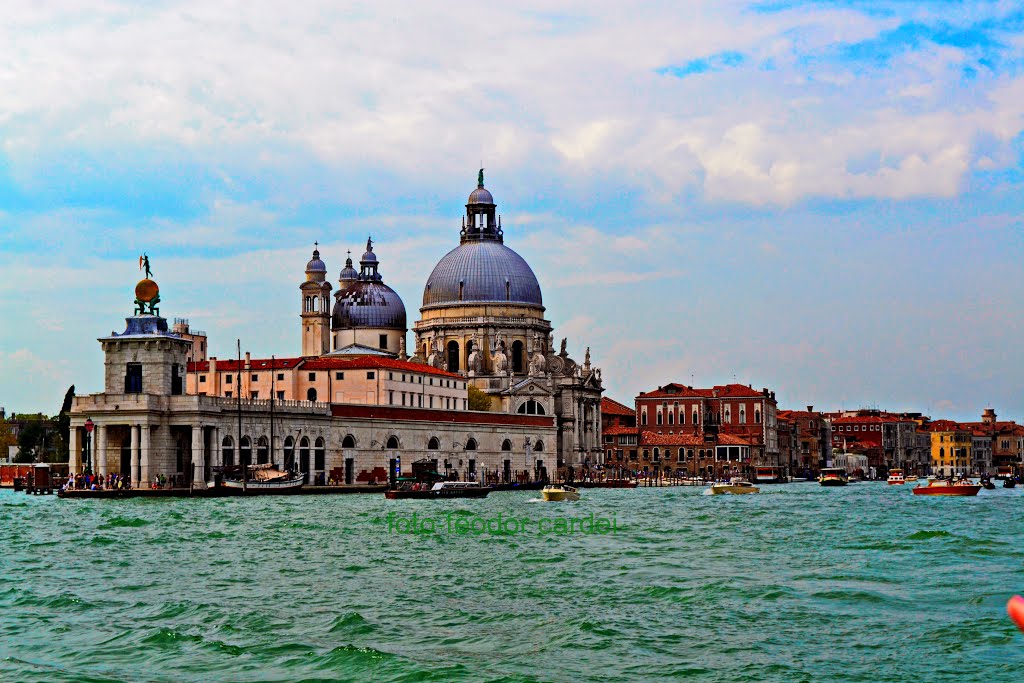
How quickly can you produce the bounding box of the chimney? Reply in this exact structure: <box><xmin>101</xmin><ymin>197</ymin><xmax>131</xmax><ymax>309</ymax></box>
<box><xmin>806</xmin><ymin>405</ymin><xmax>813</xmax><ymax>412</ymax></box>
<box><xmin>245</xmin><ymin>351</ymin><xmax>251</xmax><ymax>368</ymax></box>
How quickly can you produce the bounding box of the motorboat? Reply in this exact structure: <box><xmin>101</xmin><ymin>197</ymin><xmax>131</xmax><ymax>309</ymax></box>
<box><xmin>753</xmin><ymin>466</ymin><xmax>788</xmax><ymax>484</ymax></box>
<box><xmin>384</xmin><ymin>481</ymin><xmax>491</xmax><ymax>499</ymax></box>
<box><xmin>905</xmin><ymin>475</ymin><xmax>919</xmax><ymax>482</ymax></box>
<box><xmin>542</xmin><ymin>484</ymin><xmax>580</xmax><ymax>501</ymax></box>
<box><xmin>819</xmin><ymin>468</ymin><xmax>849</xmax><ymax>487</ymax></box>
<box><xmin>1004</xmin><ymin>478</ymin><xmax>1017</xmax><ymax>489</ymax></box>
<box><xmin>887</xmin><ymin>469</ymin><xmax>905</xmax><ymax>485</ymax></box>
<box><xmin>709</xmin><ymin>479</ymin><xmax>759</xmax><ymax>495</ymax></box>
<box><xmin>979</xmin><ymin>477</ymin><xmax>996</xmax><ymax>490</ymax></box>
<box><xmin>912</xmin><ymin>478</ymin><xmax>982</xmax><ymax>496</ymax></box>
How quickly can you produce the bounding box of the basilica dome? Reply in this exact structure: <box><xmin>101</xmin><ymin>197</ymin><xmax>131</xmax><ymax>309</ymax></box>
<box><xmin>423</xmin><ymin>241</ymin><xmax>543</xmax><ymax>309</ymax></box>
<box><xmin>332</xmin><ymin>238</ymin><xmax>407</xmax><ymax>331</ymax></box>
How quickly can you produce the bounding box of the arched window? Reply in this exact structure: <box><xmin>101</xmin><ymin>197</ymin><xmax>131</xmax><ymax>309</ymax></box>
<box><xmin>693</xmin><ymin>411</ymin><xmax>699</xmax><ymax>425</ymax></box>
<box><xmin>240</xmin><ymin>436</ymin><xmax>252</xmax><ymax>466</ymax></box>
<box><xmin>533</xmin><ymin>440</ymin><xmax>543</xmax><ymax>452</ymax></box>
<box><xmin>668</xmin><ymin>411</ymin><xmax>674</xmax><ymax>425</ymax></box>
<box><xmin>656</xmin><ymin>411</ymin><xmax>663</xmax><ymax>426</ymax></box>
<box><xmin>299</xmin><ymin>437</ymin><xmax>310</xmax><ymax>473</ymax></box>
<box><xmin>465</xmin><ymin>438</ymin><xmax>478</xmax><ymax>451</ymax></box>
<box><xmin>939</xmin><ymin>447</ymin><xmax>945</xmax><ymax>458</ymax></box>
<box><xmin>724</xmin><ymin>408</ymin><xmax>731</xmax><ymax>424</ymax></box>
<box><xmin>501</xmin><ymin>439</ymin><xmax>512</xmax><ymax>451</ymax></box>
<box><xmin>517</xmin><ymin>400</ymin><xmax>546</xmax><ymax>416</ymax></box>
<box><xmin>283</xmin><ymin>436</ymin><xmax>295</xmax><ymax>471</ymax></box>
<box><xmin>739</xmin><ymin>407</ymin><xmax>746</xmax><ymax>424</ymax></box>
<box><xmin>307</xmin><ymin>387</ymin><xmax>318</xmax><ymax>402</ymax></box>
<box><xmin>447</xmin><ymin>340</ymin><xmax>460</xmax><ymax>373</ymax></box>
<box><xmin>755</xmin><ymin>409</ymin><xmax>762</xmax><ymax>424</ymax></box>
<box><xmin>314</xmin><ymin>437</ymin><xmax>325</xmax><ymax>471</ymax></box>
<box><xmin>678</xmin><ymin>449</ymin><xmax>685</xmax><ymax>462</ymax></box>
<box><xmin>386</xmin><ymin>435</ymin><xmax>399</xmax><ymax>449</ymax></box>
<box><xmin>427</xmin><ymin>437</ymin><xmax>440</xmax><ymax>450</ymax></box>
<box><xmin>342</xmin><ymin>434</ymin><xmax>356</xmax><ymax>449</ymax></box>
<box><xmin>257</xmin><ymin>436</ymin><xmax>269</xmax><ymax>464</ymax></box>
<box><xmin>222</xmin><ymin>436</ymin><xmax>235</xmax><ymax>466</ymax></box>
<box><xmin>511</xmin><ymin>340</ymin><xmax>524</xmax><ymax>373</ymax></box>
<box><xmin>641</xmin><ymin>410</ymin><xmax>648</xmax><ymax>426</ymax></box>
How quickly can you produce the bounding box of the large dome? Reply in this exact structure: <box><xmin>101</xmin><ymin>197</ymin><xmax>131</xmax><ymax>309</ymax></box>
<box><xmin>423</xmin><ymin>241</ymin><xmax>543</xmax><ymax>309</ymax></box>
<box><xmin>332</xmin><ymin>281</ymin><xmax>407</xmax><ymax>330</ymax></box>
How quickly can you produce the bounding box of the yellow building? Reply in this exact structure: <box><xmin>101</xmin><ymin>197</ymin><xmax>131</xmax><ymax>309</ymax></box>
<box><xmin>928</xmin><ymin>420</ymin><xmax>972</xmax><ymax>477</ymax></box>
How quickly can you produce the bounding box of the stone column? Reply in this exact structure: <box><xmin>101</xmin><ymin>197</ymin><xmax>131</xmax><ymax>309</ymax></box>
<box><xmin>140</xmin><ymin>425</ymin><xmax>151</xmax><ymax>487</ymax></box>
<box><xmin>212</xmin><ymin>426</ymin><xmax>221</xmax><ymax>467</ymax></box>
<box><xmin>192</xmin><ymin>425</ymin><xmax>204</xmax><ymax>486</ymax></box>
<box><xmin>97</xmin><ymin>424</ymin><xmax>108</xmax><ymax>478</ymax></box>
<box><xmin>68</xmin><ymin>427</ymin><xmax>81</xmax><ymax>475</ymax></box>
<box><xmin>130</xmin><ymin>425</ymin><xmax>141</xmax><ymax>488</ymax></box>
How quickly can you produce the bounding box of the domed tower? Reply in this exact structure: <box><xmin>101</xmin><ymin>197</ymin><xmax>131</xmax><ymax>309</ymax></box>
<box><xmin>416</xmin><ymin>170</ymin><xmax>551</xmax><ymax>378</ymax></box>
<box><xmin>330</xmin><ymin>237</ymin><xmax>407</xmax><ymax>355</ymax></box>
<box><xmin>300</xmin><ymin>245</ymin><xmax>332</xmax><ymax>357</ymax></box>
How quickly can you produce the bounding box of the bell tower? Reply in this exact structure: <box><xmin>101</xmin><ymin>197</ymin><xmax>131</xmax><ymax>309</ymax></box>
<box><xmin>300</xmin><ymin>244</ymin><xmax>332</xmax><ymax>357</ymax></box>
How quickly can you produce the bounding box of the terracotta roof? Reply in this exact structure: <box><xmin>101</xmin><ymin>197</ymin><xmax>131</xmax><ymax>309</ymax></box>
<box><xmin>303</xmin><ymin>356</ymin><xmax>461</xmax><ymax>378</ymax></box>
<box><xmin>601</xmin><ymin>397</ymin><xmax>635</xmax><ymax>417</ymax></box>
<box><xmin>641</xmin><ymin>430</ymin><xmax>706</xmax><ymax>446</ymax></box>
<box><xmin>718</xmin><ymin>433</ymin><xmax>756</xmax><ymax>446</ymax></box>
<box><xmin>603</xmin><ymin>425</ymin><xmax>639</xmax><ymax>436</ymax></box>
<box><xmin>188</xmin><ymin>357</ymin><xmax>303</xmax><ymax>372</ymax></box>
<box><xmin>637</xmin><ymin>382</ymin><xmax>768</xmax><ymax>400</ymax></box>
<box><xmin>927</xmin><ymin>419</ymin><xmax>966</xmax><ymax>432</ymax></box>
<box><xmin>830</xmin><ymin>415</ymin><xmax>896</xmax><ymax>424</ymax></box>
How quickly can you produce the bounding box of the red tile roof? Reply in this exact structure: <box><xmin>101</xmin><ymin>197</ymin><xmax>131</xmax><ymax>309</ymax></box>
<box><xmin>188</xmin><ymin>357</ymin><xmax>303</xmax><ymax>372</ymax></box>
<box><xmin>639</xmin><ymin>430</ymin><xmax>755</xmax><ymax>447</ymax></box>
<box><xmin>637</xmin><ymin>383</ymin><xmax>768</xmax><ymax>400</ymax></box>
<box><xmin>303</xmin><ymin>356</ymin><xmax>462</xmax><ymax>378</ymax></box>
<box><xmin>603</xmin><ymin>425</ymin><xmax>640</xmax><ymax>436</ymax></box>
<box><xmin>601</xmin><ymin>397</ymin><xmax>635</xmax><ymax>417</ymax></box>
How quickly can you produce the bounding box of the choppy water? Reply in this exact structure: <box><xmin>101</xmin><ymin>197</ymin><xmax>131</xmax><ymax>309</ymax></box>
<box><xmin>2</xmin><ymin>483</ymin><xmax>1024</xmax><ymax>682</ymax></box>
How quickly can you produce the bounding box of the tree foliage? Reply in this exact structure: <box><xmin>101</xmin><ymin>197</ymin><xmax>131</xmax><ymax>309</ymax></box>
<box><xmin>467</xmin><ymin>385</ymin><xmax>492</xmax><ymax>412</ymax></box>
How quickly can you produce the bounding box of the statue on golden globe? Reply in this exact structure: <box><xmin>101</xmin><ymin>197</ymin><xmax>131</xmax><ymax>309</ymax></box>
<box><xmin>134</xmin><ymin>253</ymin><xmax>161</xmax><ymax>315</ymax></box>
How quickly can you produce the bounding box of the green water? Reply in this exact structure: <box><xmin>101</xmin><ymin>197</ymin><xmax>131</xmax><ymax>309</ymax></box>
<box><xmin>2</xmin><ymin>483</ymin><xmax>1024</xmax><ymax>682</ymax></box>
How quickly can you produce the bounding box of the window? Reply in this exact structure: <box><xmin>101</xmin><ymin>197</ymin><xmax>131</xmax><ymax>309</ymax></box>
<box><xmin>171</xmin><ymin>364</ymin><xmax>183</xmax><ymax>395</ymax></box>
<box><xmin>668</xmin><ymin>411</ymin><xmax>674</xmax><ymax>425</ymax></box>
<box><xmin>512</xmin><ymin>340</ymin><xmax>524</xmax><ymax>373</ymax></box>
<box><xmin>447</xmin><ymin>340</ymin><xmax>460</xmax><ymax>373</ymax></box>
<box><xmin>693</xmin><ymin>411</ymin><xmax>699</xmax><ymax>425</ymax></box>
<box><xmin>641</xmin><ymin>410</ymin><xmax>648</xmax><ymax>426</ymax></box>
<box><xmin>251</xmin><ymin>391</ymin><xmax>259</xmax><ymax>400</ymax></box>
<box><xmin>533</xmin><ymin>440</ymin><xmax>543</xmax><ymax>452</ymax></box>
<box><xmin>276</xmin><ymin>391</ymin><xmax>284</xmax><ymax>401</ymax></box>
<box><xmin>389</xmin><ymin>391</ymin><xmax>394</xmax><ymax>405</ymax></box>
<box><xmin>307</xmin><ymin>387</ymin><xmax>318</xmax><ymax>402</ymax></box>
<box><xmin>240</xmin><ymin>436</ymin><xmax>252</xmax><ymax>466</ymax></box>
<box><xmin>283</xmin><ymin>436</ymin><xmax>295</xmax><ymax>470</ymax></box>
<box><xmin>465</xmin><ymin>439</ymin><xmax>478</xmax><ymax>451</ymax></box>
<box><xmin>252</xmin><ymin>374</ymin><xmax>259</xmax><ymax>382</ymax></box>
<box><xmin>225</xmin><ymin>391</ymin><xmax>232</xmax><ymax>398</ymax></box>
<box><xmin>299</xmin><ymin>437</ymin><xmax>310</xmax><ymax>473</ymax></box>
<box><xmin>755</xmin><ymin>410</ymin><xmax>761</xmax><ymax>424</ymax></box>
<box><xmin>342</xmin><ymin>434</ymin><xmax>356</xmax><ymax>449</ymax></box>
<box><xmin>367</xmin><ymin>372</ymin><xmax>375</xmax><ymax>380</ymax></box>
<box><xmin>653</xmin><ymin>448</ymin><xmax>660</xmax><ymax>461</ymax></box>
<box><xmin>517</xmin><ymin>400</ymin><xmax>546</xmax><ymax>415</ymax></box>
<box><xmin>656</xmin><ymin>412</ymin><xmax>663</xmax><ymax>426</ymax></box>
<box><xmin>386</xmin><ymin>436</ymin><xmax>399</xmax><ymax>449</ymax></box>
<box><xmin>277</xmin><ymin>373</ymin><xmax>284</xmax><ymax>381</ymax></box>
<box><xmin>308</xmin><ymin>372</ymin><xmax>316</xmax><ymax>381</ymax></box>
<box><xmin>257</xmin><ymin>436</ymin><xmax>269</xmax><ymax>464</ymax></box>
<box><xmin>739</xmin><ymin>407</ymin><xmax>746</xmax><ymax>424</ymax></box>
<box><xmin>314</xmin><ymin>437</ymin><xmax>325</xmax><ymax>471</ymax></box>
<box><xmin>200</xmin><ymin>375</ymin><xmax>207</xmax><ymax>383</ymax></box>
<box><xmin>502</xmin><ymin>440</ymin><xmax>512</xmax><ymax>451</ymax></box>
<box><xmin>390</xmin><ymin>373</ymin><xmax>394</xmax><ymax>380</ymax></box>
<box><xmin>336</xmin><ymin>372</ymin><xmax>344</xmax><ymax>380</ymax></box>
<box><xmin>125</xmin><ymin>363</ymin><xmax>143</xmax><ymax>394</ymax></box>
<box><xmin>379</xmin><ymin>334</ymin><xmax>388</xmax><ymax>350</ymax></box>
<box><xmin>226</xmin><ymin>374</ymin><xmax>233</xmax><ymax>385</ymax></box>
<box><xmin>222</xmin><ymin>436</ymin><xmax>235</xmax><ymax>466</ymax></box>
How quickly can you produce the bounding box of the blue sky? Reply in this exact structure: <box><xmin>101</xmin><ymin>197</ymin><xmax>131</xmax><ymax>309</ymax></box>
<box><xmin>1</xmin><ymin>0</ymin><xmax>1022</xmax><ymax>422</ymax></box>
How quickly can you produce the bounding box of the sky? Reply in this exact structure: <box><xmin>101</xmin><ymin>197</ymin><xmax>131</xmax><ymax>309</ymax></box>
<box><xmin>0</xmin><ymin>0</ymin><xmax>1022</xmax><ymax>422</ymax></box>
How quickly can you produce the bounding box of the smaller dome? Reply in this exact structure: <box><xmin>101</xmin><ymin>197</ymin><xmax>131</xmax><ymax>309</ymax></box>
<box><xmin>306</xmin><ymin>248</ymin><xmax>327</xmax><ymax>273</ymax></box>
<box><xmin>339</xmin><ymin>255</ymin><xmax>358</xmax><ymax>283</ymax></box>
<box><xmin>468</xmin><ymin>186</ymin><xmax>493</xmax><ymax>205</ymax></box>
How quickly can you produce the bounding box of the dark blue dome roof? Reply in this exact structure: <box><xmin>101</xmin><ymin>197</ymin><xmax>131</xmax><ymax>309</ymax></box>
<box><xmin>332</xmin><ymin>281</ymin><xmax>407</xmax><ymax>330</ymax></box>
<box><xmin>423</xmin><ymin>241</ymin><xmax>543</xmax><ymax>309</ymax></box>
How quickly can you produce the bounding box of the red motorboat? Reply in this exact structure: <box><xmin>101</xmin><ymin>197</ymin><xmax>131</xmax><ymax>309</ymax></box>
<box><xmin>912</xmin><ymin>478</ymin><xmax>982</xmax><ymax>496</ymax></box>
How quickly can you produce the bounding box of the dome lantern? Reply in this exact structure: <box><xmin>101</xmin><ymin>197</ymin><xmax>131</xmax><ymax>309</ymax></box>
<box><xmin>461</xmin><ymin>169</ymin><xmax>502</xmax><ymax>244</ymax></box>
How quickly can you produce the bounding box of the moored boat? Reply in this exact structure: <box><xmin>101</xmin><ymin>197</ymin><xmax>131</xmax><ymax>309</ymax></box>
<box><xmin>709</xmin><ymin>479</ymin><xmax>759</xmax><ymax>495</ymax></box>
<box><xmin>576</xmin><ymin>479</ymin><xmax>638</xmax><ymax>489</ymax></box>
<box><xmin>905</xmin><ymin>475</ymin><xmax>919</xmax><ymax>482</ymax></box>
<box><xmin>819</xmin><ymin>468</ymin><xmax>849</xmax><ymax>487</ymax></box>
<box><xmin>911</xmin><ymin>478</ymin><xmax>982</xmax><ymax>496</ymax></box>
<box><xmin>384</xmin><ymin>481</ymin><xmax>491</xmax><ymax>500</ymax></box>
<box><xmin>753</xmin><ymin>466</ymin><xmax>788</xmax><ymax>484</ymax></box>
<box><xmin>541</xmin><ymin>484</ymin><xmax>580</xmax><ymax>501</ymax></box>
<box><xmin>887</xmin><ymin>469</ymin><xmax>905</xmax><ymax>485</ymax></box>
